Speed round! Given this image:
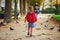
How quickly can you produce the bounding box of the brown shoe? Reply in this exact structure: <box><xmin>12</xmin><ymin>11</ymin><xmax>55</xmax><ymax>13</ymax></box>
<box><xmin>30</xmin><ymin>35</ymin><xmax>32</xmax><ymax>37</ymax></box>
<box><xmin>27</xmin><ymin>32</ymin><xmax>29</xmax><ymax>35</ymax></box>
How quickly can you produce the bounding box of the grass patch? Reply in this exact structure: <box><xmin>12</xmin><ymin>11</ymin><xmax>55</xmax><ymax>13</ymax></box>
<box><xmin>51</xmin><ymin>14</ymin><xmax>60</xmax><ymax>21</ymax></box>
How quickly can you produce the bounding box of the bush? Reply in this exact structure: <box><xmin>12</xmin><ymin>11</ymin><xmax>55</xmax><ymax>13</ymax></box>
<box><xmin>41</xmin><ymin>8</ymin><xmax>55</xmax><ymax>13</ymax></box>
<box><xmin>41</xmin><ymin>8</ymin><xmax>60</xmax><ymax>13</ymax></box>
<box><xmin>51</xmin><ymin>14</ymin><xmax>60</xmax><ymax>21</ymax></box>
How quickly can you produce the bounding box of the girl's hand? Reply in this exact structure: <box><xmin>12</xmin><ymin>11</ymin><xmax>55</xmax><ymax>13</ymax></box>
<box><xmin>24</xmin><ymin>19</ymin><xmax>26</xmax><ymax>23</ymax></box>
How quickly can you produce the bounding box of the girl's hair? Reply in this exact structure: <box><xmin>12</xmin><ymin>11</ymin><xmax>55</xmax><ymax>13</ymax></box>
<box><xmin>28</xmin><ymin>6</ymin><xmax>34</xmax><ymax>11</ymax></box>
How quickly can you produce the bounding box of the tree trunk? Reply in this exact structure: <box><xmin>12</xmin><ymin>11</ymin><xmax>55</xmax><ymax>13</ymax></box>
<box><xmin>23</xmin><ymin>0</ymin><xmax>26</xmax><ymax>15</ymax></box>
<box><xmin>50</xmin><ymin>0</ymin><xmax>53</xmax><ymax>10</ymax></box>
<box><xmin>14</xmin><ymin>0</ymin><xmax>18</xmax><ymax>19</ymax></box>
<box><xmin>4</xmin><ymin>0</ymin><xmax>12</xmax><ymax>23</ymax></box>
<box><xmin>55</xmin><ymin>0</ymin><xmax>58</xmax><ymax>15</ymax></box>
<box><xmin>20</xmin><ymin>0</ymin><xmax>21</xmax><ymax>15</ymax></box>
<box><xmin>42</xmin><ymin>0</ymin><xmax>45</xmax><ymax>10</ymax></box>
<box><xmin>0</xmin><ymin>0</ymin><xmax>1</xmax><ymax>11</ymax></box>
<box><xmin>20</xmin><ymin>0</ymin><xmax>23</xmax><ymax>16</ymax></box>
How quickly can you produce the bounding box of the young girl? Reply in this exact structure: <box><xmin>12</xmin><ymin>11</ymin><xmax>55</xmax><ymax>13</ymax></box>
<box><xmin>25</xmin><ymin>6</ymin><xmax>37</xmax><ymax>37</ymax></box>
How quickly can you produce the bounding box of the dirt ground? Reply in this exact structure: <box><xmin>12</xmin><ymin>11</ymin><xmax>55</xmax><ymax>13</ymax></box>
<box><xmin>0</xmin><ymin>14</ymin><xmax>60</xmax><ymax>40</ymax></box>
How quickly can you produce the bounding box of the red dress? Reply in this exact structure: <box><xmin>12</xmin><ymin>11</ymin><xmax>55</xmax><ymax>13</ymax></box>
<box><xmin>25</xmin><ymin>11</ymin><xmax>37</xmax><ymax>23</ymax></box>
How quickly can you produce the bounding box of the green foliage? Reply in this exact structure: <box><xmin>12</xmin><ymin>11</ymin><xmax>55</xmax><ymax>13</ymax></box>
<box><xmin>42</xmin><ymin>8</ymin><xmax>55</xmax><ymax>13</ymax></box>
<box><xmin>30</xmin><ymin>0</ymin><xmax>35</xmax><ymax>6</ymax></box>
<box><xmin>54</xmin><ymin>4</ymin><xmax>60</xmax><ymax>15</ymax></box>
<box><xmin>35</xmin><ymin>0</ymin><xmax>43</xmax><ymax>6</ymax></box>
<box><xmin>51</xmin><ymin>14</ymin><xmax>60</xmax><ymax>21</ymax></box>
<box><xmin>27</xmin><ymin>0</ymin><xmax>43</xmax><ymax>6</ymax></box>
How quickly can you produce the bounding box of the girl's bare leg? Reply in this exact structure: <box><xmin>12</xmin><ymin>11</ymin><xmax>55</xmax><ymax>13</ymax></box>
<box><xmin>30</xmin><ymin>27</ymin><xmax>32</xmax><ymax>37</ymax></box>
<box><xmin>27</xmin><ymin>27</ymin><xmax>30</xmax><ymax>35</ymax></box>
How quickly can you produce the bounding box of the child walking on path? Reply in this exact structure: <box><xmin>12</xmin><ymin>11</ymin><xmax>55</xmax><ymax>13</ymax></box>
<box><xmin>25</xmin><ymin>6</ymin><xmax>37</xmax><ymax>37</ymax></box>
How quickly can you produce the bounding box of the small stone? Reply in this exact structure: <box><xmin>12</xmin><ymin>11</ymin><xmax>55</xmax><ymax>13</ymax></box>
<box><xmin>6</xmin><ymin>33</ymin><xmax>9</xmax><ymax>35</ymax></box>
<box><xmin>47</xmin><ymin>38</ymin><xmax>50</xmax><ymax>39</ymax></box>
<box><xmin>16</xmin><ymin>21</ymin><xmax>19</xmax><ymax>23</ymax></box>
<box><xmin>45</xmin><ymin>20</ymin><xmax>48</xmax><ymax>22</ymax></box>
<box><xmin>42</xmin><ymin>33</ymin><xmax>45</xmax><ymax>35</ymax></box>
<box><xmin>50</xmin><ymin>27</ymin><xmax>55</xmax><ymax>30</ymax></box>
<box><xmin>37</xmin><ymin>34</ymin><xmax>41</xmax><ymax>36</ymax></box>
<box><xmin>47</xmin><ymin>38</ymin><xmax>51</xmax><ymax>40</ymax></box>
<box><xmin>26</xmin><ymin>35</ymin><xmax>35</xmax><ymax>37</ymax></box>
<box><xmin>57</xmin><ymin>37</ymin><xmax>60</xmax><ymax>38</ymax></box>
<box><xmin>44</xmin><ymin>24</ymin><xmax>48</xmax><ymax>27</ymax></box>
<box><xmin>13</xmin><ymin>39</ymin><xmax>18</xmax><ymax>40</ymax></box>
<box><xmin>18</xmin><ymin>38</ymin><xmax>22</xmax><ymax>40</ymax></box>
<box><xmin>10</xmin><ymin>27</ymin><xmax>14</xmax><ymax>31</ymax></box>
<box><xmin>0</xmin><ymin>38</ymin><xmax>5</xmax><ymax>40</ymax></box>
<box><xmin>0</xmin><ymin>22</ymin><xmax>5</xmax><ymax>27</ymax></box>
<box><xmin>23</xmin><ymin>31</ymin><xmax>25</xmax><ymax>32</ymax></box>
<box><xmin>36</xmin><ymin>28</ymin><xmax>41</xmax><ymax>30</ymax></box>
<box><xmin>26</xmin><ymin>36</ymin><xmax>30</xmax><ymax>37</ymax></box>
<box><xmin>46</xmin><ymin>34</ymin><xmax>52</xmax><ymax>35</ymax></box>
<box><xmin>40</xmin><ymin>23</ymin><xmax>43</xmax><ymax>25</ymax></box>
<box><xmin>0</xmin><ymin>22</ymin><xmax>4</xmax><ymax>24</ymax></box>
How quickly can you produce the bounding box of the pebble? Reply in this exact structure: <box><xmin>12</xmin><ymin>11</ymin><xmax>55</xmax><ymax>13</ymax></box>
<box><xmin>26</xmin><ymin>35</ymin><xmax>35</xmax><ymax>38</ymax></box>
<box><xmin>0</xmin><ymin>38</ymin><xmax>5</xmax><ymax>40</ymax></box>
<box><xmin>13</xmin><ymin>38</ymin><xmax>22</xmax><ymax>40</ymax></box>
<box><xmin>50</xmin><ymin>27</ymin><xmax>55</xmax><ymax>30</ymax></box>
<box><xmin>40</xmin><ymin>23</ymin><xmax>43</xmax><ymax>25</ymax></box>
<box><xmin>36</xmin><ymin>28</ymin><xmax>41</xmax><ymax>30</ymax></box>
<box><xmin>18</xmin><ymin>38</ymin><xmax>22</xmax><ymax>40</ymax></box>
<box><xmin>13</xmin><ymin>39</ymin><xmax>18</xmax><ymax>40</ymax></box>
<box><xmin>47</xmin><ymin>38</ymin><xmax>51</xmax><ymax>40</ymax></box>
<box><xmin>42</xmin><ymin>33</ymin><xmax>52</xmax><ymax>35</ymax></box>
<box><xmin>44</xmin><ymin>24</ymin><xmax>48</xmax><ymax>27</ymax></box>
<box><xmin>10</xmin><ymin>27</ymin><xmax>14</xmax><ymax>31</ymax></box>
<box><xmin>42</xmin><ymin>33</ymin><xmax>45</xmax><ymax>35</ymax></box>
<box><xmin>45</xmin><ymin>20</ymin><xmax>48</xmax><ymax>22</ymax></box>
<box><xmin>37</xmin><ymin>34</ymin><xmax>41</xmax><ymax>36</ymax></box>
<box><xmin>6</xmin><ymin>33</ymin><xmax>9</xmax><ymax>35</ymax></box>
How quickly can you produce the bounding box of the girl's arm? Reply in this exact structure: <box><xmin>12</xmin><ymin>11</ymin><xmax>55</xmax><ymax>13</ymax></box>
<box><xmin>24</xmin><ymin>13</ymin><xmax>28</xmax><ymax>23</ymax></box>
<box><xmin>34</xmin><ymin>12</ymin><xmax>37</xmax><ymax>21</ymax></box>
<box><xmin>24</xmin><ymin>18</ymin><xmax>26</xmax><ymax>23</ymax></box>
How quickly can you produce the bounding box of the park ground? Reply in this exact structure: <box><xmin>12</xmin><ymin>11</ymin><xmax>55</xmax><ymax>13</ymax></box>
<box><xmin>0</xmin><ymin>13</ymin><xmax>60</xmax><ymax>40</ymax></box>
